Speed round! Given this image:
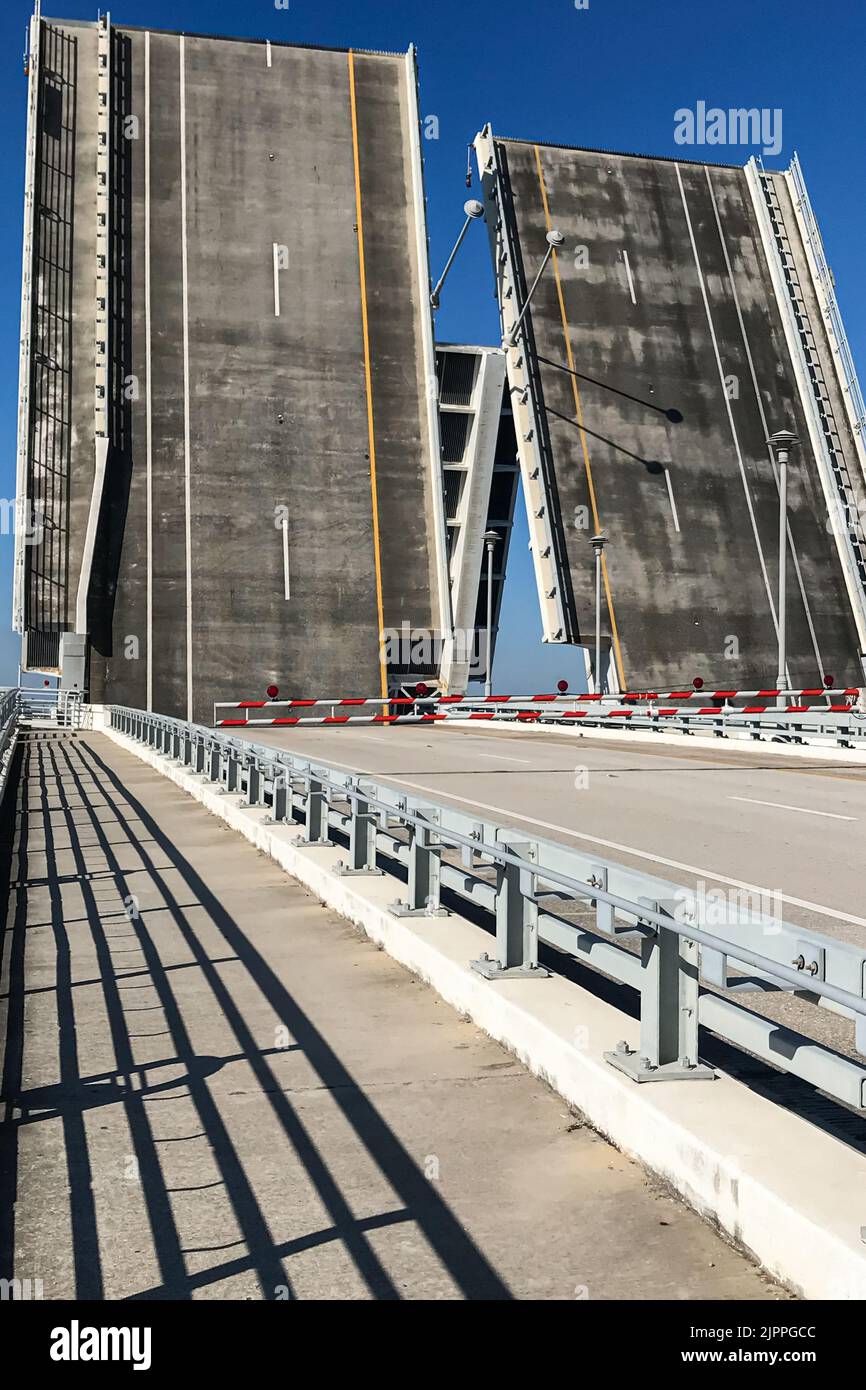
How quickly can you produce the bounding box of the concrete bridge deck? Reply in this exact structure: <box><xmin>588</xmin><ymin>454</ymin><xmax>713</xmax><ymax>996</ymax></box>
<box><xmin>0</xmin><ymin>731</ymin><xmax>784</xmax><ymax>1300</ymax></box>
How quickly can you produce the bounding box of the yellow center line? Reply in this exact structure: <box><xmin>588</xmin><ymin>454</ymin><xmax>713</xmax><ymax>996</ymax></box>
<box><xmin>533</xmin><ymin>144</ymin><xmax>626</xmax><ymax>690</ymax></box>
<box><xmin>348</xmin><ymin>51</ymin><xmax>389</xmax><ymax>703</ymax></box>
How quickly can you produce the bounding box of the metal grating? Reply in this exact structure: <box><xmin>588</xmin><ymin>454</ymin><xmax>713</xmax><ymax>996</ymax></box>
<box><xmin>437</xmin><ymin>351</ymin><xmax>477</xmax><ymax>407</ymax></box>
<box><xmin>24</xmin><ymin>21</ymin><xmax>77</xmax><ymax>641</ymax></box>
<box><xmin>439</xmin><ymin>410</ymin><xmax>472</xmax><ymax>463</ymax></box>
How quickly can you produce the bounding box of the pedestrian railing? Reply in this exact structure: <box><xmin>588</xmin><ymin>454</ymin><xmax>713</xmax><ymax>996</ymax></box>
<box><xmin>111</xmin><ymin>705</ymin><xmax>866</xmax><ymax>1109</ymax></box>
<box><xmin>0</xmin><ymin>686</ymin><xmax>88</xmax><ymax>808</ymax></box>
<box><xmin>0</xmin><ymin>690</ymin><xmax>20</xmax><ymax>807</ymax></box>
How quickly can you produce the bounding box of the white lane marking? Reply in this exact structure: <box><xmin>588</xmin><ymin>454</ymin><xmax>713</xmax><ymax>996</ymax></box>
<box><xmin>475</xmin><ymin>751</ymin><xmax>533</xmax><ymax>764</ymax></box>
<box><xmin>180</xmin><ymin>36</ymin><xmax>193</xmax><ymax>724</ymax></box>
<box><xmin>728</xmin><ymin>795</ymin><xmax>855</xmax><ymax>821</ymax></box>
<box><xmin>272</xmin><ymin>242</ymin><xmax>281</xmax><ymax>317</ymax></box>
<box><xmin>145</xmin><ymin>31</ymin><xmax>153</xmax><ymax>712</ymax></box>
<box><xmin>621</xmin><ymin>248</ymin><xmax>637</xmax><ymax>305</ymax></box>
<box><xmin>266</xmin><ymin>40</ymin><xmax>272</xmax><ymax>68</ymax></box>
<box><xmin>675</xmin><ymin>163</ymin><xmax>781</xmax><ymax>654</ymax></box>
<box><xmin>281</xmin><ymin>513</ymin><xmax>290</xmax><ymax>600</ymax></box>
<box><xmin>663</xmin><ymin>468</ymin><xmax>681</xmax><ymax>533</ymax></box>
<box><xmin>704</xmin><ymin>167</ymin><xmax>824</xmax><ymax>682</ymax></box>
<box><xmin>269</xmin><ymin>742</ymin><xmax>866</xmax><ymax>930</ymax></box>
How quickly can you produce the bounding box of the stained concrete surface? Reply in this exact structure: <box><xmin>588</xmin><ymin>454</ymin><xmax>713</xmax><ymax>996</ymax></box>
<box><xmin>496</xmin><ymin>138</ymin><xmax>862</xmax><ymax>690</ymax></box>
<box><xmin>28</xmin><ymin>22</ymin><xmax>446</xmax><ymax>721</ymax></box>
<box><xmin>0</xmin><ymin>731</ymin><xmax>785</xmax><ymax>1300</ymax></box>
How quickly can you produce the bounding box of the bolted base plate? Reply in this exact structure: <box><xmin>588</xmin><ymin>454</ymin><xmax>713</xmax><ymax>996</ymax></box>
<box><xmin>471</xmin><ymin>955</ymin><xmax>550</xmax><ymax>980</ymax></box>
<box><xmin>335</xmin><ymin>861</ymin><xmax>385</xmax><ymax>877</ymax></box>
<box><xmin>605</xmin><ymin>1045</ymin><xmax>715</xmax><ymax>1083</ymax></box>
<box><xmin>292</xmin><ymin>836</ymin><xmax>335</xmax><ymax>848</ymax></box>
<box><xmin>388</xmin><ymin>900</ymin><xmax>450</xmax><ymax>918</ymax></box>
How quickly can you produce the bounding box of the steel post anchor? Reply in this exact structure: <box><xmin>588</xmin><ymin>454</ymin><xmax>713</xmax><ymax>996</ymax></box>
<box><xmin>336</xmin><ymin>784</ymin><xmax>384</xmax><ymax>876</ymax></box>
<box><xmin>264</xmin><ymin>774</ymin><xmax>292</xmax><ymax>825</ymax></box>
<box><xmin>293</xmin><ymin>777</ymin><xmax>334</xmax><ymax>847</ymax></box>
<box><xmin>472</xmin><ymin>842</ymin><xmax>550</xmax><ymax>980</ymax></box>
<box><xmin>390</xmin><ymin>811</ymin><xmax>450</xmax><ymax>917</ymax></box>
<box><xmin>605</xmin><ymin>900</ymin><xmax>715</xmax><ymax>1082</ymax></box>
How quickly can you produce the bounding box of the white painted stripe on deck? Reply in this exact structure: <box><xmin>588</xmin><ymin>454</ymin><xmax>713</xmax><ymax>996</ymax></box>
<box><xmin>704</xmin><ymin>167</ymin><xmax>825</xmax><ymax>684</ymax></box>
<box><xmin>282</xmin><ymin>744</ymin><xmax>866</xmax><ymax>931</ymax></box>
<box><xmin>622</xmin><ymin>248</ymin><xmax>637</xmax><ymax>305</ymax></box>
<box><xmin>727</xmin><ymin>795</ymin><xmax>855</xmax><ymax>821</ymax></box>
<box><xmin>282</xmin><ymin>513</ymin><xmax>290</xmax><ymax>600</ymax></box>
<box><xmin>266</xmin><ymin>40</ymin><xmax>272</xmax><ymax>68</ymax></box>
<box><xmin>180</xmin><ymin>36</ymin><xmax>193</xmax><ymax>724</ymax></box>
<box><xmin>664</xmin><ymin>468</ymin><xmax>681</xmax><ymax>533</ymax></box>
<box><xmin>273</xmin><ymin>242</ymin><xmax>281</xmax><ymax>317</ymax></box>
<box><xmin>475</xmin><ymin>751</ymin><xmax>533</xmax><ymax>764</ymax></box>
<box><xmin>145</xmin><ymin>31</ymin><xmax>153</xmax><ymax>712</ymax></box>
<box><xmin>675</xmin><ymin>163</ymin><xmax>781</xmax><ymax>654</ymax></box>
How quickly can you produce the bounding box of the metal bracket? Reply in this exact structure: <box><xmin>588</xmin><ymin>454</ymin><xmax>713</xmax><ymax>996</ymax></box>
<box><xmin>604</xmin><ymin>898</ymin><xmax>714</xmax><ymax>1083</ymax></box>
<box><xmin>293</xmin><ymin>775</ymin><xmax>334</xmax><ymax>846</ymax></box>
<box><xmin>335</xmin><ymin>780</ymin><xmax>383</xmax><ymax>875</ymax></box>
<box><xmin>605</xmin><ymin>1038</ymin><xmax>715</xmax><ymax>1083</ymax></box>
<box><xmin>390</xmin><ymin>808</ymin><xmax>451</xmax><ymax>916</ymax></box>
<box><xmin>471</xmin><ymin>840</ymin><xmax>550</xmax><ymax>980</ymax></box>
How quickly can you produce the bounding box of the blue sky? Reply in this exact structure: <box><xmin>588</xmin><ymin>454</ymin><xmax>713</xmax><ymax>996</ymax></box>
<box><xmin>2</xmin><ymin>0</ymin><xmax>864</xmax><ymax>691</ymax></box>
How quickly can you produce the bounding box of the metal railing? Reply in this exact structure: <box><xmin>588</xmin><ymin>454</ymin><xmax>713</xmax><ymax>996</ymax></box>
<box><xmin>110</xmin><ymin>705</ymin><xmax>866</xmax><ymax>1109</ymax></box>
<box><xmin>13</xmin><ymin>686</ymin><xmax>85</xmax><ymax>728</ymax></box>
<box><xmin>0</xmin><ymin>691</ymin><xmax>20</xmax><ymax>807</ymax></box>
<box><xmin>445</xmin><ymin>699</ymin><xmax>866</xmax><ymax>749</ymax></box>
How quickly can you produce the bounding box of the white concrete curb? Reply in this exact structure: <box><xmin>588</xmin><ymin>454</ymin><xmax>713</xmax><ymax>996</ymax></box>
<box><xmin>104</xmin><ymin>721</ymin><xmax>866</xmax><ymax>1300</ymax></box>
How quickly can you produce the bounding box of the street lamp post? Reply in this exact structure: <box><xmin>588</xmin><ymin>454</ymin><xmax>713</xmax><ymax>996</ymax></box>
<box><xmin>589</xmin><ymin>534</ymin><xmax>607</xmax><ymax>695</ymax></box>
<box><xmin>430</xmin><ymin>200</ymin><xmax>485</xmax><ymax>309</ymax></box>
<box><xmin>767</xmin><ymin>431</ymin><xmax>799</xmax><ymax>709</ymax></box>
<box><xmin>483</xmin><ymin>529</ymin><xmax>499</xmax><ymax>698</ymax></box>
<box><xmin>503</xmin><ymin>229</ymin><xmax>565</xmax><ymax>349</ymax></box>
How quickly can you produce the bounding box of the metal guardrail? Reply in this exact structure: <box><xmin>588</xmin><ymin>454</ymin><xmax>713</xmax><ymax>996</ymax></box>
<box><xmin>111</xmin><ymin>705</ymin><xmax>866</xmax><ymax>1109</ymax></box>
<box><xmin>0</xmin><ymin>690</ymin><xmax>20</xmax><ymax>807</ymax></box>
<box><xmin>11</xmin><ymin>687</ymin><xmax>85</xmax><ymax>728</ymax></box>
<box><xmin>445</xmin><ymin>701</ymin><xmax>866</xmax><ymax>749</ymax></box>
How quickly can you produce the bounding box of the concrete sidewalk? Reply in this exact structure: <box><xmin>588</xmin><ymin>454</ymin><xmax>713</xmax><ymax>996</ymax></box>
<box><xmin>0</xmin><ymin>732</ymin><xmax>785</xmax><ymax>1300</ymax></box>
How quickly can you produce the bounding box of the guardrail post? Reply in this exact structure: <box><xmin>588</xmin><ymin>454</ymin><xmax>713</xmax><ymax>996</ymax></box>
<box><xmin>390</xmin><ymin>809</ymin><xmax>449</xmax><ymax>916</ymax></box>
<box><xmin>223</xmin><ymin>748</ymin><xmax>240</xmax><ymax>793</ymax></box>
<box><xmin>336</xmin><ymin>779</ymin><xmax>383</xmax><ymax>875</ymax></box>
<box><xmin>207</xmin><ymin>742</ymin><xmax>221</xmax><ymax>783</ymax></box>
<box><xmin>294</xmin><ymin>773</ymin><xmax>334</xmax><ymax>846</ymax></box>
<box><xmin>605</xmin><ymin>899</ymin><xmax>714</xmax><ymax>1082</ymax></box>
<box><xmin>266</xmin><ymin>765</ymin><xmax>292</xmax><ymax>823</ymax></box>
<box><xmin>473</xmin><ymin>841</ymin><xmax>550</xmax><ymax>978</ymax></box>
<box><xmin>192</xmin><ymin>734</ymin><xmax>206</xmax><ymax>774</ymax></box>
<box><xmin>243</xmin><ymin>758</ymin><xmax>263</xmax><ymax>807</ymax></box>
